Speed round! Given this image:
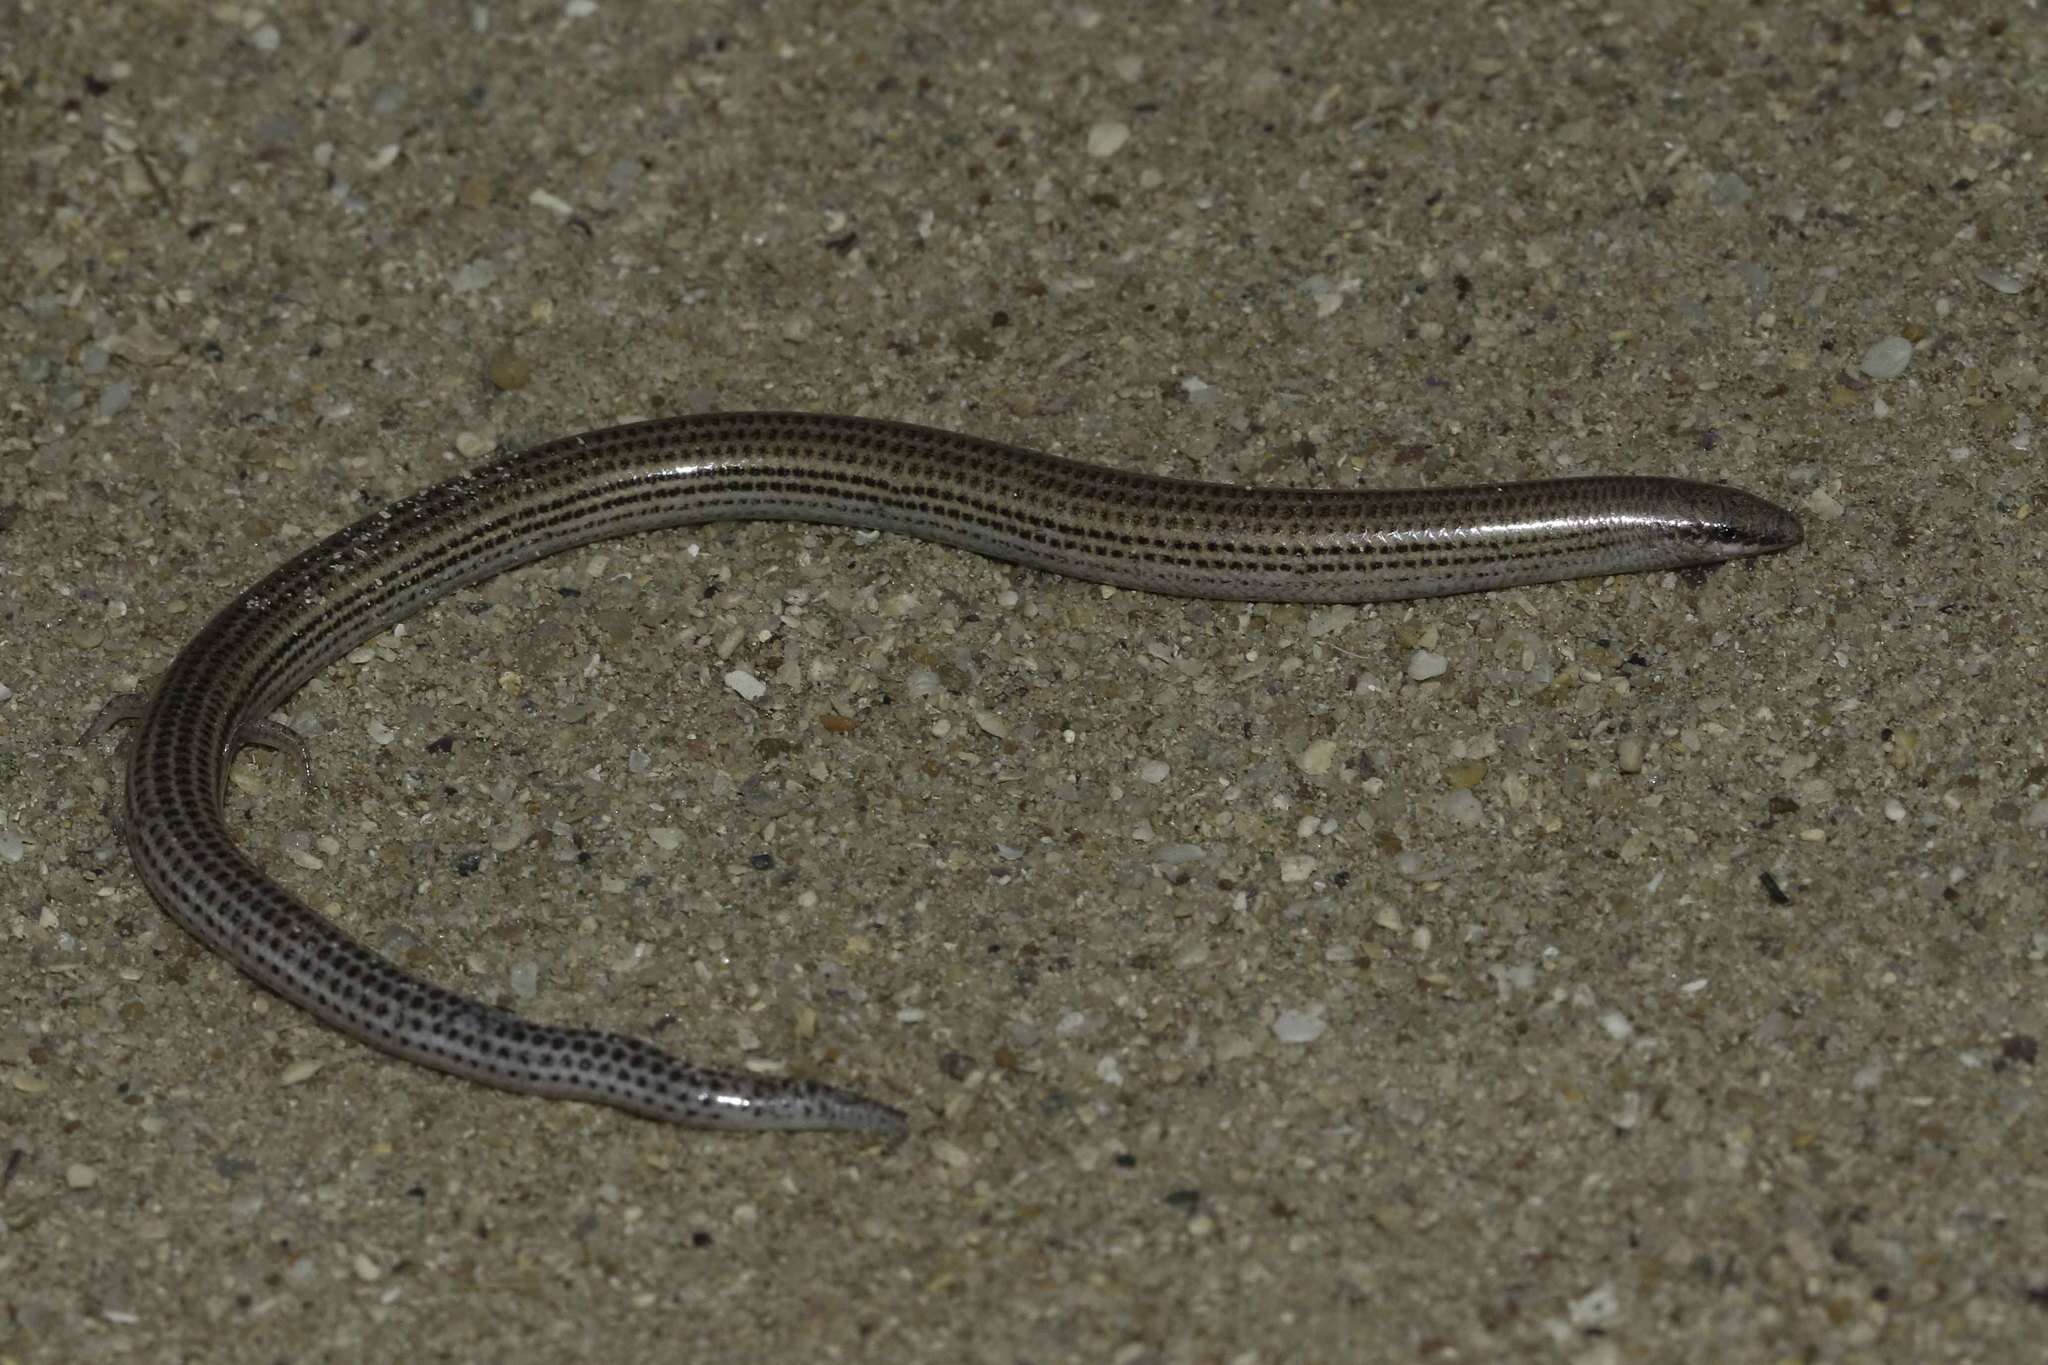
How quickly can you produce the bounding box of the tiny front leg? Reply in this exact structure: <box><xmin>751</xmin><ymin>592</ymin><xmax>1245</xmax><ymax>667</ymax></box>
<box><xmin>81</xmin><ymin>692</ymin><xmax>317</xmax><ymax>789</ymax></box>
<box><xmin>78</xmin><ymin>691</ymin><xmax>149</xmax><ymax>747</ymax></box>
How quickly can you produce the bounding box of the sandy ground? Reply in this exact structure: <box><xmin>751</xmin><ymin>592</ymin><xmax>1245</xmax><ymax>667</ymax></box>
<box><xmin>4</xmin><ymin>1</ymin><xmax>2044</xmax><ymax>1360</ymax></box>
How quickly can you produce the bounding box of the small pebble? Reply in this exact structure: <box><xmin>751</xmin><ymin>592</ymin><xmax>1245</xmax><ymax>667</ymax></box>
<box><xmin>1136</xmin><ymin>759</ymin><xmax>1169</xmax><ymax>784</ymax></box>
<box><xmin>1439</xmin><ymin>790</ymin><xmax>1483</xmax><ymax>826</ymax></box>
<box><xmin>67</xmin><ymin>1163</ymin><xmax>99</xmax><ymax>1189</ymax></box>
<box><xmin>1271</xmin><ymin>1009</ymin><xmax>1327</xmax><ymax>1044</ymax></box>
<box><xmin>1569</xmin><ymin>1283</ymin><xmax>1620</xmax><ymax>1328</ymax></box>
<box><xmin>487</xmin><ymin>347</ymin><xmax>530</xmax><ymax>391</ymax></box>
<box><xmin>1278</xmin><ymin>854</ymin><xmax>1317</xmax><ymax>883</ymax></box>
<box><xmin>1443</xmin><ymin>762</ymin><xmax>1486</xmax><ymax>789</ymax></box>
<box><xmin>1407</xmin><ymin>649</ymin><xmax>1448</xmax><ymax>681</ymax></box>
<box><xmin>1708</xmin><ymin>172</ymin><xmax>1751</xmax><ymax>208</ymax></box>
<box><xmin>1296</xmin><ymin>739</ymin><xmax>1336</xmax><ymax>775</ymax></box>
<box><xmin>108</xmin><ymin>319</ymin><xmax>180</xmax><ymax>366</ymax></box>
<box><xmin>1303</xmin><ymin>275</ymin><xmax>1357</xmax><ymax>318</ymax></box>
<box><xmin>1858</xmin><ymin>336</ymin><xmax>1914</xmax><ymax>380</ymax></box>
<box><xmin>1975</xmin><ymin>267</ymin><xmax>2023</xmax><ymax>295</ymax></box>
<box><xmin>723</xmin><ymin>669</ymin><xmax>767</xmax><ymax>701</ymax></box>
<box><xmin>280</xmin><ymin>1058</ymin><xmax>323</xmax><ymax>1086</ymax></box>
<box><xmin>450</xmin><ymin>258</ymin><xmax>497</xmax><ymax>294</ymax></box>
<box><xmin>1617</xmin><ymin>736</ymin><xmax>1645</xmax><ymax>774</ymax></box>
<box><xmin>528</xmin><ymin>188</ymin><xmax>575</xmax><ymax>217</ymax></box>
<box><xmin>1087</xmin><ymin>121</ymin><xmax>1130</xmax><ymax>158</ymax></box>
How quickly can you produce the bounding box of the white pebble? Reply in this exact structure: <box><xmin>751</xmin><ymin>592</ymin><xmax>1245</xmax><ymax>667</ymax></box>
<box><xmin>1086</xmin><ymin>121</ymin><xmax>1130</xmax><ymax>158</ymax></box>
<box><xmin>1271</xmin><ymin>1009</ymin><xmax>1327</xmax><ymax>1044</ymax></box>
<box><xmin>1805</xmin><ymin>489</ymin><xmax>1845</xmax><ymax>520</ymax></box>
<box><xmin>1858</xmin><ymin>335</ymin><xmax>1914</xmax><ymax>379</ymax></box>
<box><xmin>1439</xmin><ymin>790</ymin><xmax>1483</xmax><ymax>826</ymax></box>
<box><xmin>723</xmin><ymin>669</ymin><xmax>767</xmax><ymax>701</ymax></box>
<box><xmin>448</xmin><ymin>258</ymin><xmax>496</xmax><ymax>292</ymax></box>
<box><xmin>1302</xmin><ymin>274</ymin><xmax>1359</xmax><ymax>318</ymax></box>
<box><xmin>1296</xmin><ymin>739</ymin><xmax>1336</xmax><ymax>774</ymax></box>
<box><xmin>1136</xmin><ymin>759</ymin><xmax>1169</xmax><ymax>784</ymax></box>
<box><xmin>1709</xmin><ymin>172</ymin><xmax>1750</xmax><ymax>207</ymax></box>
<box><xmin>1975</xmin><ymin>266</ymin><xmax>2023</xmax><ymax>295</ymax></box>
<box><xmin>491</xmin><ymin>814</ymin><xmax>534</xmax><ymax>853</ymax></box>
<box><xmin>1616</xmin><ymin>736</ymin><xmax>1645</xmax><ymax>774</ymax></box>
<box><xmin>279</xmin><ymin>1058</ymin><xmax>324</xmax><ymax>1086</ymax></box>
<box><xmin>1568</xmin><ymin>1283</ymin><xmax>1620</xmax><ymax>1328</ymax></box>
<box><xmin>528</xmin><ymin>188</ymin><xmax>575</xmax><ymax>217</ymax></box>
<box><xmin>1883</xmin><ymin>799</ymin><xmax>1906</xmax><ymax>823</ymax></box>
<box><xmin>1406</xmin><ymin>649</ymin><xmax>1448</xmax><ymax>681</ymax></box>
<box><xmin>1278</xmin><ymin>853</ymin><xmax>1317</xmax><ymax>883</ymax></box>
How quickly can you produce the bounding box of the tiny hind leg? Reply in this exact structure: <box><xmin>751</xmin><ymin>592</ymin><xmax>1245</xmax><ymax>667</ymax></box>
<box><xmin>234</xmin><ymin>717</ymin><xmax>316</xmax><ymax>788</ymax></box>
